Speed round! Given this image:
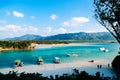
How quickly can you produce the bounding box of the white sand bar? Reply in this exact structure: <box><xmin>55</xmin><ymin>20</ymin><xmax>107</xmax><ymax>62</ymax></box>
<box><xmin>35</xmin><ymin>43</ymin><xmax>91</xmax><ymax>49</ymax></box>
<box><xmin>0</xmin><ymin>60</ymin><xmax>116</xmax><ymax>78</ymax></box>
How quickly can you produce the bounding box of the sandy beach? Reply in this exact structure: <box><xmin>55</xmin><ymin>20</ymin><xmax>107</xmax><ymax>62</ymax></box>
<box><xmin>0</xmin><ymin>59</ymin><xmax>116</xmax><ymax>77</ymax></box>
<box><xmin>0</xmin><ymin>43</ymin><xmax>117</xmax><ymax>78</ymax></box>
<box><xmin>35</xmin><ymin>43</ymin><xmax>90</xmax><ymax>49</ymax></box>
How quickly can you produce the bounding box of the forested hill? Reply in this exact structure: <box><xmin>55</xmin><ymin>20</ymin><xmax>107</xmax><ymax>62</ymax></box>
<box><xmin>4</xmin><ymin>32</ymin><xmax>115</xmax><ymax>41</ymax></box>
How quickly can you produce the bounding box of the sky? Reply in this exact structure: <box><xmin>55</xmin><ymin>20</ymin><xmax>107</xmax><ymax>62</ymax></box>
<box><xmin>0</xmin><ymin>0</ymin><xmax>107</xmax><ymax>39</ymax></box>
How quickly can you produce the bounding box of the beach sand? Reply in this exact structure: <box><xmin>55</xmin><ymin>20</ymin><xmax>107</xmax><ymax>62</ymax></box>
<box><xmin>0</xmin><ymin>59</ymin><xmax>116</xmax><ymax>77</ymax></box>
<box><xmin>35</xmin><ymin>43</ymin><xmax>90</xmax><ymax>49</ymax></box>
<box><xmin>0</xmin><ymin>43</ymin><xmax>116</xmax><ymax>77</ymax></box>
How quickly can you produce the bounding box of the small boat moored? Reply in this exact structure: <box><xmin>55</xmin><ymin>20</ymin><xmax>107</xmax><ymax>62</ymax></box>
<box><xmin>14</xmin><ymin>59</ymin><xmax>23</xmax><ymax>68</ymax></box>
<box><xmin>54</xmin><ymin>57</ymin><xmax>61</xmax><ymax>64</ymax></box>
<box><xmin>99</xmin><ymin>47</ymin><xmax>109</xmax><ymax>52</ymax></box>
<box><xmin>38</xmin><ymin>56</ymin><xmax>43</xmax><ymax>65</ymax></box>
<box><xmin>104</xmin><ymin>49</ymin><xmax>109</xmax><ymax>52</ymax></box>
<box><xmin>88</xmin><ymin>60</ymin><xmax>94</xmax><ymax>63</ymax></box>
<box><xmin>99</xmin><ymin>47</ymin><xmax>105</xmax><ymax>51</ymax></box>
<box><xmin>66</xmin><ymin>53</ymin><xmax>79</xmax><ymax>57</ymax></box>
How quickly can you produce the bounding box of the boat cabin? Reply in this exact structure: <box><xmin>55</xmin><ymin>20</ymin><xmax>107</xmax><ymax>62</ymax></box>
<box><xmin>54</xmin><ymin>57</ymin><xmax>61</xmax><ymax>64</ymax></box>
<box><xmin>14</xmin><ymin>59</ymin><xmax>23</xmax><ymax>68</ymax></box>
<box><xmin>38</xmin><ymin>56</ymin><xmax>43</xmax><ymax>65</ymax></box>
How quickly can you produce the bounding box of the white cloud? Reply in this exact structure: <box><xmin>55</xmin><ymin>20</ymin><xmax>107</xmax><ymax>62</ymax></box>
<box><xmin>30</xmin><ymin>16</ymin><xmax>35</xmax><ymax>19</ymax></box>
<box><xmin>42</xmin><ymin>27</ymin><xmax>67</xmax><ymax>36</ymax></box>
<box><xmin>50</xmin><ymin>14</ymin><xmax>57</xmax><ymax>20</ymax></box>
<box><xmin>0</xmin><ymin>24</ymin><xmax>38</xmax><ymax>34</ymax></box>
<box><xmin>62</xmin><ymin>17</ymin><xmax>89</xmax><ymax>27</ymax></box>
<box><xmin>62</xmin><ymin>22</ymin><xmax>69</xmax><ymax>26</ymax></box>
<box><xmin>54</xmin><ymin>27</ymin><xmax>67</xmax><ymax>34</ymax></box>
<box><xmin>13</xmin><ymin>11</ymin><xmax>24</xmax><ymax>18</ymax></box>
<box><xmin>46</xmin><ymin>27</ymin><xmax>52</xmax><ymax>33</ymax></box>
<box><xmin>28</xmin><ymin>26</ymin><xmax>38</xmax><ymax>33</ymax></box>
<box><xmin>6</xmin><ymin>24</ymin><xmax>21</xmax><ymax>32</ymax></box>
<box><xmin>43</xmin><ymin>27</ymin><xmax>52</xmax><ymax>36</ymax></box>
<box><xmin>82</xmin><ymin>30</ymin><xmax>108</xmax><ymax>33</ymax></box>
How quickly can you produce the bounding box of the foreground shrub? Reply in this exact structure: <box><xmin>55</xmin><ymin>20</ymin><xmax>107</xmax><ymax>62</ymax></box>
<box><xmin>0</xmin><ymin>70</ymin><xmax>117</xmax><ymax>80</ymax></box>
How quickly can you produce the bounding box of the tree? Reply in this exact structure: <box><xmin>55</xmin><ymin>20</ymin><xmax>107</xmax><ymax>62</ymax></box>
<box><xmin>94</xmin><ymin>0</ymin><xmax>120</xmax><ymax>77</ymax></box>
<box><xmin>94</xmin><ymin>0</ymin><xmax>120</xmax><ymax>43</ymax></box>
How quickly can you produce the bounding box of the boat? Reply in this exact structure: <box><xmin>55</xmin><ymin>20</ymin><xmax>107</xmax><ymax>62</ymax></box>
<box><xmin>54</xmin><ymin>57</ymin><xmax>61</xmax><ymax>64</ymax></box>
<box><xmin>14</xmin><ymin>59</ymin><xmax>23</xmax><ymax>68</ymax></box>
<box><xmin>99</xmin><ymin>47</ymin><xmax>105</xmax><ymax>51</ymax></box>
<box><xmin>88</xmin><ymin>60</ymin><xmax>94</xmax><ymax>62</ymax></box>
<box><xmin>99</xmin><ymin>47</ymin><xmax>109</xmax><ymax>52</ymax></box>
<box><xmin>104</xmin><ymin>49</ymin><xmax>109</xmax><ymax>52</ymax></box>
<box><xmin>66</xmin><ymin>53</ymin><xmax>79</xmax><ymax>57</ymax></box>
<box><xmin>38</xmin><ymin>56</ymin><xmax>43</xmax><ymax>65</ymax></box>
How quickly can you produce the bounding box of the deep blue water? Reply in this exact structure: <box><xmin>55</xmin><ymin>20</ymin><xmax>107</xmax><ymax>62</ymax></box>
<box><xmin>0</xmin><ymin>43</ymin><xmax>119</xmax><ymax>68</ymax></box>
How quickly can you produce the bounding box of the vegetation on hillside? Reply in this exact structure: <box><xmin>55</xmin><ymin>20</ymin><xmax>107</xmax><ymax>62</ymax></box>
<box><xmin>0</xmin><ymin>41</ymin><xmax>31</xmax><ymax>49</ymax></box>
<box><xmin>0</xmin><ymin>40</ymin><xmax>69</xmax><ymax>50</ymax></box>
<box><xmin>5</xmin><ymin>32</ymin><xmax>115</xmax><ymax>41</ymax></box>
<box><xmin>31</xmin><ymin>40</ymin><xmax>69</xmax><ymax>44</ymax></box>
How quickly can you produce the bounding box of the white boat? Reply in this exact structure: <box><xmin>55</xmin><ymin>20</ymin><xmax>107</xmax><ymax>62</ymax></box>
<box><xmin>54</xmin><ymin>57</ymin><xmax>61</xmax><ymax>64</ymax></box>
<box><xmin>66</xmin><ymin>53</ymin><xmax>78</xmax><ymax>57</ymax></box>
<box><xmin>99</xmin><ymin>47</ymin><xmax>105</xmax><ymax>51</ymax></box>
<box><xmin>104</xmin><ymin>49</ymin><xmax>109</xmax><ymax>52</ymax></box>
<box><xmin>66</xmin><ymin>54</ymin><xmax>71</xmax><ymax>57</ymax></box>
<box><xmin>99</xmin><ymin>47</ymin><xmax>109</xmax><ymax>52</ymax></box>
<box><xmin>38</xmin><ymin>56</ymin><xmax>44</xmax><ymax>65</ymax></box>
<box><xmin>14</xmin><ymin>59</ymin><xmax>23</xmax><ymax>68</ymax></box>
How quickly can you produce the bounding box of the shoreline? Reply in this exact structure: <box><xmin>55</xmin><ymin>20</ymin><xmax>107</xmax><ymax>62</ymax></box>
<box><xmin>0</xmin><ymin>43</ymin><xmax>84</xmax><ymax>51</ymax></box>
<box><xmin>0</xmin><ymin>59</ymin><xmax>116</xmax><ymax>77</ymax></box>
<box><xmin>0</xmin><ymin>47</ymin><xmax>34</xmax><ymax>52</ymax></box>
<box><xmin>0</xmin><ymin>43</ymin><xmax>117</xmax><ymax>77</ymax></box>
<box><xmin>0</xmin><ymin>43</ymin><xmax>36</xmax><ymax>52</ymax></box>
<box><xmin>35</xmin><ymin>43</ymin><xmax>97</xmax><ymax>49</ymax></box>
<box><xmin>0</xmin><ymin>42</ymin><xmax>113</xmax><ymax>51</ymax></box>
<box><xmin>0</xmin><ymin>42</ymin><xmax>117</xmax><ymax>51</ymax></box>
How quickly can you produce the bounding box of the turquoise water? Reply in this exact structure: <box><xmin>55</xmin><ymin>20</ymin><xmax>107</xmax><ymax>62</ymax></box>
<box><xmin>0</xmin><ymin>43</ymin><xmax>119</xmax><ymax>68</ymax></box>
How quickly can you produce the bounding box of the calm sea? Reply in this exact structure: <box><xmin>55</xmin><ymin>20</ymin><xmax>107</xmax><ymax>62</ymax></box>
<box><xmin>0</xmin><ymin>43</ymin><xmax>119</xmax><ymax>68</ymax></box>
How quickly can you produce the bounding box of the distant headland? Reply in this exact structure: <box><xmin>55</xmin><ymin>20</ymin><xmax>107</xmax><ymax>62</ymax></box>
<box><xmin>0</xmin><ymin>40</ymin><xmax>69</xmax><ymax>51</ymax></box>
<box><xmin>3</xmin><ymin>32</ymin><xmax>115</xmax><ymax>41</ymax></box>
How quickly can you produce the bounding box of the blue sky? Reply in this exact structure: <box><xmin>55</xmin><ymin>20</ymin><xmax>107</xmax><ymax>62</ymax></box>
<box><xmin>0</xmin><ymin>0</ymin><xmax>107</xmax><ymax>39</ymax></box>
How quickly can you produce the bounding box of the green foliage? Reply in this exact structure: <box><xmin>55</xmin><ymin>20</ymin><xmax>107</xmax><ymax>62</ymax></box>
<box><xmin>112</xmin><ymin>55</ymin><xmax>120</xmax><ymax>76</ymax></box>
<box><xmin>94</xmin><ymin>0</ymin><xmax>120</xmax><ymax>43</ymax></box>
<box><xmin>5</xmin><ymin>32</ymin><xmax>115</xmax><ymax>41</ymax></box>
<box><xmin>0</xmin><ymin>41</ymin><xmax>31</xmax><ymax>49</ymax></box>
<box><xmin>0</xmin><ymin>70</ymin><xmax>117</xmax><ymax>80</ymax></box>
<box><xmin>31</xmin><ymin>40</ymin><xmax>69</xmax><ymax>44</ymax></box>
<box><xmin>94</xmin><ymin>0</ymin><xmax>120</xmax><ymax>78</ymax></box>
<box><xmin>0</xmin><ymin>40</ymin><xmax>69</xmax><ymax>50</ymax></box>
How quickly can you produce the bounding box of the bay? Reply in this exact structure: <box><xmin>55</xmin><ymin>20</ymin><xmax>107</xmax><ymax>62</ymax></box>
<box><xmin>0</xmin><ymin>43</ymin><xmax>119</xmax><ymax>68</ymax></box>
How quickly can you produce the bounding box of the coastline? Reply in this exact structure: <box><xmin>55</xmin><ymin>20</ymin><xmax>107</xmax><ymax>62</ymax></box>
<box><xmin>0</xmin><ymin>43</ymin><xmax>117</xmax><ymax>78</ymax></box>
<box><xmin>35</xmin><ymin>43</ymin><xmax>92</xmax><ymax>49</ymax></box>
<box><xmin>0</xmin><ymin>43</ymin><xmax>36</xmax><ymax>52</ymax></box>
<box><xmin>0</xmin><ymin>47</ymin><xmax>34</xmax><ymax>52</ymax></box>
<box><xmin>0</xmin><ymin>43</ymin><xmax>71</xmax><ymax>51</ymax></box>
<box><xmin>0</xmin><ymin>42</ymin><xmax>116</xmax><ymax>51</ymax></box>
<box><xmin>0</xmin><ymin>59</ymin><xmax>116</xmax><ymax>77</ymax></box>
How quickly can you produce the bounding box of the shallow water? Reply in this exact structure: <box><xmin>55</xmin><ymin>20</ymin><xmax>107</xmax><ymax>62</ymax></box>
<box><xmin>0</xmin><ymin>43</ymin><xmax>119</xmax><ymax>68</ymax></box>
